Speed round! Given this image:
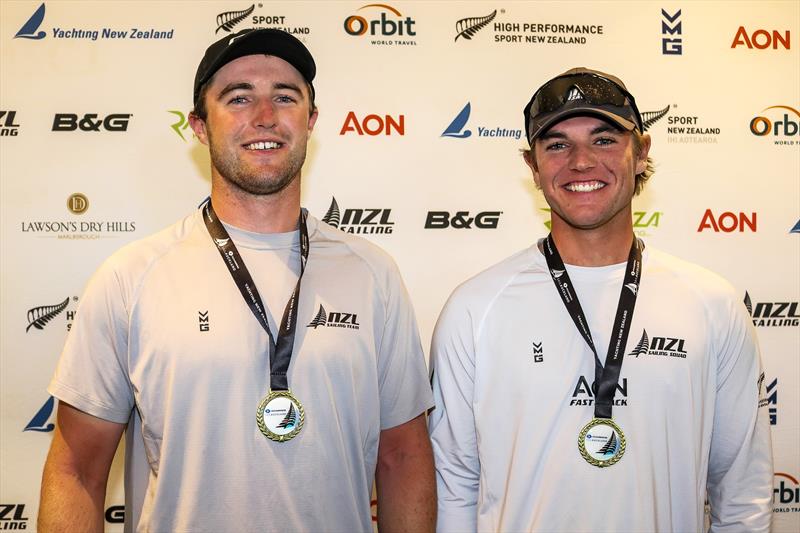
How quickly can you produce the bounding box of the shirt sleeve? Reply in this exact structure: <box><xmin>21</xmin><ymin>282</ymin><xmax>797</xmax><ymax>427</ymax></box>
<box><xmin>47</xmin><ymin>257</ymin><xmax>135</xmax><ymax>424</ymax></box>
<box><xmin>707</xmin><ymin>295</ymin><xmax>773</xmax><ymax>532</ymax></box>
<box><xmin>428</xmin><ymin>291</ymin><xmax>480</xmax><ymax>532</ymax></box>
<box><xmin>376</xmin><ymin>261</ymin><xmax>434</xmax><ymax>430</ymax></box>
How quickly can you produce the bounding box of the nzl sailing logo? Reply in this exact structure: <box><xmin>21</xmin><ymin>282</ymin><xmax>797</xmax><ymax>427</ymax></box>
<box><xmin>629</xmin><ymin>329</ymin><xmax>687</xmax><ymax>359</ymax></box>
<box><xmin>322</xmin><ymin>197</ymin><xmax>394</xmax><ymax>235</ymax></box>
<box><xmin>307</xmin><ymin>304</ymin><xmax>360</xmax><ymax>330</ymax></box>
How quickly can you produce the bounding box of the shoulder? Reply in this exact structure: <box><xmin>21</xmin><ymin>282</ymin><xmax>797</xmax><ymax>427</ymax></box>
<box><xmin>437</xmin><ymin>245</ymin><xmax>540</xmax><ymax>331</ymax></box>
<box><xmin>645</xmin><ymin>247</ymin><xmax>742</xmax><ymax>316</ymax></box>
<box><xmin>93</xmin><ymin>211</ymin><xmax>203</xmax><ymax>292</ymax></box>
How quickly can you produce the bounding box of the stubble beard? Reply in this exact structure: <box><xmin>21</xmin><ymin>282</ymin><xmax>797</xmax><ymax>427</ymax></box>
<box><xmin>208</xmin><ymin>130</ymin><xmax>308</xmax><ymax>196</ymax></box>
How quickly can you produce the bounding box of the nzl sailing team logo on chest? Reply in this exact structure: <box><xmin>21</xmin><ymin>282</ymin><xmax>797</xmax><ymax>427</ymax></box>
<box><xmin>628</xmin><ymin>329</ymin><xmax>688</xmax><ymax>359</ymax></box>
<box><xmin>307</xmin><ymin>304</ymin><xmax>360</xmax><ymax>330</ymax></box>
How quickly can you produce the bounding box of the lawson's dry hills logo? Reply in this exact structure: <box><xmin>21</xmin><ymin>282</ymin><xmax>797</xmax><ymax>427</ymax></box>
<box><xmin>20</xmin><ymin>194</ymin><xmax>137</xmax><ymax>240</ymax></box>
<box><xmin>453</xmin><ymin>8</ymin><xmax>603</xmax><ymax>45</ymax></box>
<box><xmin>321</xmin><ymin>197</ymin><xmax>394</xmax><ymax>235</ymax></box>
<box><xmin>14</xmin><ymin>2</ymin><xmax>173</xmax><ymax>40</ymax></box>
<box><xmin>214</xmin><ymin>3</ymin><xmax>311</xmax><ymax>41</ymax></box>
<box><xmin>307</xmin><ymin>304</ymin><xmax>360</xmax><ymax>330</ymax></box>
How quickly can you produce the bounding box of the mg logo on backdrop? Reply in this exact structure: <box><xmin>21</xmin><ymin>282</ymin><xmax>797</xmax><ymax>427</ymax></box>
<box><xmin>343</xmin><ymin>4</ymin><xmax>417</xmax><ymax>46</ymax></box>
<box><xmin>14</xmin><ymin>2</ymin><xmax>46</xmax><ymax>39</ymax></box>
<box><xmin>731</xmin><ymin>26</ymin><xmax>791</xmax><ymax>49</ymax></box>
<box><xmin>661</xmin><ymin>9</ymin><xmax>682</xmax><ymax>54</ymax></box>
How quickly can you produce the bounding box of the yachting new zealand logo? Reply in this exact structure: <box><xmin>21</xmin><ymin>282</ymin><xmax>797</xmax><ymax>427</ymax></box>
<box><xmin>322</xmin><ymin>197</ymin><xmax>394</xmax><ymax>235</ymax></box>
<box><xmin>14</xmin><ymin>3</ymin><xmax>46</xmax><ymax>39</ymax></box>
<box><xmin>441</xmin><ymin>102</ymin><xmax>522</xmax><ymax>140</ymax></box>
<box><xmin>24</xmin><ymin>396</ymin><xmax>56</xmax><ymax>432</ymax></box>
<box><xmin>307</xmin><ymin>304</ymin><xmax>360</xmax><ymax>330</ymax></box>
<box><xmin>454</xmin><ymin>10</ymin><xmax>496</xmax><ymax>41</ymax></box>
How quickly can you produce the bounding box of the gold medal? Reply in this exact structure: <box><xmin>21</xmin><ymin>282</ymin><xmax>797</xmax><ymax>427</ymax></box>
<box><xmin>256</xmin><ymin>390</ymin><xmax>305</xmax><ymax>442</ymax></box>
<box><xmin>578</xmin><ymin>417</ymin><xmax>626</xmax><ymax>467</ymax></box>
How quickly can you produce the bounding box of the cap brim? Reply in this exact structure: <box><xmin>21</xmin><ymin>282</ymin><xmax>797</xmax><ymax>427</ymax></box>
<box><xmin>530</xmin><ymin>107</ymin><xmax>637</xmax><ymax>142</ymax></box>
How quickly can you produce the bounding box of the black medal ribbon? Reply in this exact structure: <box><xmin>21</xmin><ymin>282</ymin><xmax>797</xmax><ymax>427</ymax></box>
<box><xmin>202</xmin><ymin>199</ymin><xmax>309</xmax><ymax>391</ymax></box>
<box><xmin>543</xmin><ymin>234</ymin><xmax>643</xmax><ymax>419</ymax></box>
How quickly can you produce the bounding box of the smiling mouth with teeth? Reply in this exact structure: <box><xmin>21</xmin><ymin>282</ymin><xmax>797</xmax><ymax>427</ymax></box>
<box><xmin>244</xmin><ymin>141</ymin><xmax>281</xmax><ymax>150</ymax></box>
<box><xmin>565</xmin><ymin>181</ymin><xmax>606</xmax><ymax>192</ymax></box>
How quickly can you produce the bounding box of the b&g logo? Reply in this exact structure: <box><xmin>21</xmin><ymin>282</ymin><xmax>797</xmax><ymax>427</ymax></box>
<box><xmin>52</xmin><ymin>113</ymin><xmax>132</xmax><ymax>132</ymax></box>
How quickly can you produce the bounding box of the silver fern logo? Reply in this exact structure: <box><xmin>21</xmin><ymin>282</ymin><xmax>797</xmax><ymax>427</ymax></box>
<box><xmin>307</xmin><ymin>305</ymin><xmax>328</xmax><ymax>328</ymax></box>
<box><xmin>744</xmin><ymin>291</ymin><xmax>753</xmax><ymax>315</ymax></box>
<box><xmin>629</xmin><ymin>329</ymin><xmax>650</xmax><ymax>357</ymax></box>
<box><xmin>277</xmin><ymin>402</ymin><xmax>297</xmax><ymax>429</ymax></box>
<box><xmin>641</xmin><ymin>105</ymin><xmax>671</xmax><ymax>132</ymax></box>
<box><xmin>322</xmin><ymin>198</ymin><xmax>341</xmax><ymax>228</ymax></box>
<box><xmin>26</xmin><ymin>298</ymin><xmax>71</xmax><ymax>332</ymax></box>
<box><xmin>216</xmin><ymin>4</ymin><xmax>255</xmax><ymax>33</ymax></box>
<box><xmin>454</xmin><ymin>10</ymin><xmax>496</xmax><ymax>41</ymax></box>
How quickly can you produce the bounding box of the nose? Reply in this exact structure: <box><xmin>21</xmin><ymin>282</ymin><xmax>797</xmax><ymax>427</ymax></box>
<box><xmin>252</xmin><ymin>100</ymin><xmax>277</xmax><ymax>129</ymax></box>
<box><xmin>569</xmin><ymin>143</ymin><xmax>596</xmax><ymax>172</ymax></box>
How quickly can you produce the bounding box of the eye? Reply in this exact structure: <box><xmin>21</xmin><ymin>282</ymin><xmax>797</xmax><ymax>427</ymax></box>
<box><xmin>227</xmin><ymin>95</ymin><xmax>249</xmax><ymax>105</ymax></box>
<box><xmin>545</xmin><ymin>141</ymin><xmax>567</xmax><ymax>151</ymax></box>
<box><xmin>275</xmin><ymin>94</ymin><xmax>297</xmax><ymax>104</ymax></box>
<box><xmin>594</xmin><ymin>136</ymin><xmax>617</xmax><ymax>146</ymax></box>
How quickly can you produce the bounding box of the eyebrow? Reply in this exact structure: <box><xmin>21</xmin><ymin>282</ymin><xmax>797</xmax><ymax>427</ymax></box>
<box><xmin>539</xmin><ymin>123</ymin><xmax>624</xmax><ymax>141</ymax></box>
<box><xmin>216</xmin><ymin>82</ymin><xmax>254</xmax><ymax>101</ymax></box>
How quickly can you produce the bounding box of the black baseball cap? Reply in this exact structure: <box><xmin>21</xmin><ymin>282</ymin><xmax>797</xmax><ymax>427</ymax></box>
<box><xmin>193</xmin><ymin>28</ymin><xmax>316</xmax><ymax>106</ymax></box>
<box><xmin>524</xmin><ymin>67</ymin><xmax>643</xmax><ymax>145</ymax></box>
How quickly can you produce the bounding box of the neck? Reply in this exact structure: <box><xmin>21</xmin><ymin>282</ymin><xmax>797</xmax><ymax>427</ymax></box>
<box><xmin>548</xmin><ymin>218</ymin><xmax>634</xmax><ymax>267</ymax></box>
<box><xmin>210</xmin><ymin>177</ymin><xmax>301</xmax><ymax>234</ymax></box>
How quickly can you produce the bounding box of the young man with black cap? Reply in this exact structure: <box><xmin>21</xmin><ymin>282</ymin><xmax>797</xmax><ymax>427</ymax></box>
<box><xmin>429</xmin><ymin>68</ymin><xmax>773</xmax><ymax>532</ymax></box>
<box><xmin>39</xmin><ymin>29</ymin><xmax>435</xmax><ymax>533</ymax></box>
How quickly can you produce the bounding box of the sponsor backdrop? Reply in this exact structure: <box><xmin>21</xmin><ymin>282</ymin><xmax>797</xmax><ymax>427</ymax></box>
<box><xmin>1</xmin><ymin>1</ymin><xmax>798</xmax><ymax>530</ymax></box>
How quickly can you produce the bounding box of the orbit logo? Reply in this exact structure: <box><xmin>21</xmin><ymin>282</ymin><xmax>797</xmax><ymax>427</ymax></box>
<box><xmin>749</xmin><ymin>106</ymin><xmax>799</xmax><ymax>146</ymax></box>
<box><xmin>424</xmin><ymin>211</ymin><xmax>502</xmax><ymax>229</ymax></box>
<box><xmin>773</xmin><ymin>473</ymin><xmax>800</xmax><ymax>513</ymax></box>
<box><xmin>343</xmin><ymin>4</ymin><xmax>417</xmax><ymax>46</ymax></box>
<box><xmin>52</xmin><ymin>113</ymin><xmax>132</xmax><ymax>132</ymax></box>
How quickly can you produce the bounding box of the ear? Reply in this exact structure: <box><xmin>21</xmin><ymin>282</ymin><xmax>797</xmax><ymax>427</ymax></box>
<box><xmin>188</xmin><ymin>113</ymin><xmax>209</xmax><ymax>146</ymax></box>
<box><xmin>307</xmin><ymin>108</ymin><xmax>319</xmax><ymax>132</ymax></box>
<box><xmin>634</xmin><ymin>133</ymin><xmax>652</xmax><ymax>175</ymax></box>
<box><xmin>523</xmin><ymin>149</ymin><xmax>541</xmax><ymax>188</ymax></box>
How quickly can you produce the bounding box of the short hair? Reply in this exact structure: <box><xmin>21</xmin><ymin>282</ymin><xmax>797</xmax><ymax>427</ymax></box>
<box><xmin>522</xmin><ymin>129</ymin><xmax>654</xmax><ymax>196</ymax></box>
<box><xmin>191</xmin><ymin>72</ymin><xmax>317</xmax><ymax>122</ymax></box>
